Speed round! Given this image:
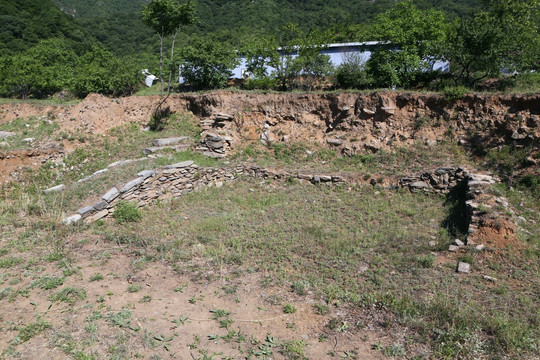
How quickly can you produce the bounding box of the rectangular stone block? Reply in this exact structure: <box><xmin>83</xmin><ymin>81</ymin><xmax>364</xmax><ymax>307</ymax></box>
<box><xmin>102</xmin><ymin>187</ymin><xmax>119</xmax><ymax>202</ymax></box>
<box><xmin>121</xmin><ymin>177</ymin><xmax>145</xmax><ymax>193</ymax></box>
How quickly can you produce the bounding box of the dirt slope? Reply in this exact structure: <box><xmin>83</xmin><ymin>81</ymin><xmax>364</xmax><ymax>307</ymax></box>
<box><xmin>0</xmin><ymin>91</ymin><xmax>538</xmax><ymax>181</ymax></box>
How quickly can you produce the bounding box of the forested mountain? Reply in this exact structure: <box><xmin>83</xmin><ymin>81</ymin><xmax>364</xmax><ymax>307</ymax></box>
<box><xmin>53</xmin><ymin>0</ymin><xmax>151</xmax><ymax>18</ymax></box>
<box><xmin>0</xmin><ymin>0</ymin><xmax>90</xmax><ymax>55</ymax></box>
<box><xmin>44</xmin><ymin>0</ymin><xmax>481</xmax><ymax>56</ymax></box>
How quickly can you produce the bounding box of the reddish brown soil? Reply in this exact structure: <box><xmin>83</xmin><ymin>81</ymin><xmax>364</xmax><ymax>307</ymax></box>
<box><xmin>1</xmin><ymin>91</ymin><xmax>537</xmax><ymax>185</ymax></box>
<box><xmin>0</xmin><ymin>238</ymin><xmax>389</xmax><ymax>359</ymax></box>
<box><xmin>0</xmin><ymin>148</ymin><xmax>64</xmax><ymax>185</ymax></box>
<box><xmin>474</xmin><ymin>216</ymin><xmax>518</xmax><ymax>249</ymax></box>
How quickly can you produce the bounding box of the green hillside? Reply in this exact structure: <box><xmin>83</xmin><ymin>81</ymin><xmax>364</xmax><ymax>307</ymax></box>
<box><xmin>0</xmin><ymin>0</ymin><xmax>90</xmax><ymax>55</ymax></box>
<box><xmin>53</xmin><ymin>0</ymin><xmax>151</xmax><ymax>18</ymax></box>
<box><xmin>46</xmin><ymin>0</ymin><xmax>481</xmax><ymax>56</ymax></box>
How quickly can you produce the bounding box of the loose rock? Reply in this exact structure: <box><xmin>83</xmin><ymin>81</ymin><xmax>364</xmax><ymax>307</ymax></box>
<box><xmin>457</xmin><ymin>262</ymin><xmax>470</xmax><ymax>274</ymax></box>
<box><xmin>43</xmin><ymin>184</ymin><xmax>65</xmax><ymax>194</ymax></box>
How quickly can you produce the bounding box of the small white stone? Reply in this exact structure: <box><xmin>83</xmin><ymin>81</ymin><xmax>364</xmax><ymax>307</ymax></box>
<box><xmin>457</xmin><ymin>262</ymin><xmax>470</xmax><ymax>274</ymax></box>
<box><xmin>62</xmin><ymin>214</ymin><xmax>81</xmax><ymax>225</ymax></box>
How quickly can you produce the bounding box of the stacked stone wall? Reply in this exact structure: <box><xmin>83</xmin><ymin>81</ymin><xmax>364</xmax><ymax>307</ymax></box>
<box><xmin>62</xmin><ymin>161</ymin><xmax>515</xmax><ymax>249</ymax></box>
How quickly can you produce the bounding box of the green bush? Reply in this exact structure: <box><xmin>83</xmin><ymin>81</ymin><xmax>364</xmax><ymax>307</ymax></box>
<box><xmin>113</xmin><ymin>201</ymin><xmax>142</xmax><ymax>223</ymax></box>
<box><xmin>443</xmin><ymin>86</ymin><xmax>467</xmax><ymax>103</ymax></box>
<box><xmin>244</xmin><ymin>77</ymin><xmax>276</xmax><ymax>90</ymax></box>
<box><xmin>335</xmin><ymin>53</ymin><xmax>369</xmax><ymax>89</ymax></box>
<box><xmin>180</xmin><ymin>37</ymin><xmax>239</xmax><ymax>89</ymax></box>
<box><xmin>416</xmin><ymin>254</ymin><xmax>435</xmax><ymax>268</ymax></box>
<box><xmin>71</xmin><ymin>45</ymin><xmax>142</xmax><ymax>97</ymax></box>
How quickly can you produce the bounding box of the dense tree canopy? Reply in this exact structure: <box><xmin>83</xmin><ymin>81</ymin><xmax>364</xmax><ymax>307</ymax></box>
<box><xmin>43</xmin><ymin>0</ymin><xmax>484</xmax><ymax>57</ymax></box>
<box><xmin>0</xmin><ymin>0</ymin><xmax>89</xmax><ymax>55</ymax></box>
<box><xmin>1</xmin><ymin>0</ymin><xmax>538</xmax><ymax>98</ymax></box>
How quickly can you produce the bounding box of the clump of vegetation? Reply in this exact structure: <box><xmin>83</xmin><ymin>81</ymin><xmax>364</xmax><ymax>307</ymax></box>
<box><xmin>30</xmin><ymin>276</ymin><xmax>65</xmax><ymax>290</ymax></box>
<box><xmin>113</xmin><ymin>201</ymin><xmax>142</xmax><ymax>223</ymax></box>
<box><xmin>443</xmin><ymin>86</ymin><xmax>467</xmax><ymax>103</ymax></box>
<box><xmin>283</xmin><ymin>304</ymin><xmax>297</xmax><ymax>314</ymax></box>
<box><xmin>127</xmin><ymin>285</ymin><xmax>142</xmax><ymax>293</ymax></box>
<box><xmin>89</xmin><ymin>273</ymin><xmax>104</xmax><ymax>282</ymax></box>
<box><xmin>50</xmin><ymin>287</ymin><xmax>86</xmax><ymax>304</ymax></box>
<box><xmin>16</xmin><ymin>318</ymin><xmax>51</xmax><ymax>344</ymax></box>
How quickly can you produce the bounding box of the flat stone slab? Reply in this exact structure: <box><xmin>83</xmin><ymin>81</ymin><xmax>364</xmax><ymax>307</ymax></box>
<box><xmin>434</xmin><ymin>167</ymin><xmax>456</xmax><ymax>175</ymax></box>
<box><xmin>43</xmin><ymin>184</ymin><xmax>65</xmax><ymax>194</ymax></box>
<box><xmin>85</xmin><ymin>209</ymin><xmax>109</xmax><ymax>224</ymax></box>
<box><xmin>142</xmin><ymin>144</ymin><xmax>189</xmax><ymax>155</ymax></box>
<box><xmin>457</xmin><ymin>262</ymin><xmax>470</xmax><ymax>274</ymax></box>
<box><xmin>102</xmin><ymin>187</ymin><xmax>119</xmax><ymax>202</ymax></box>
<box><xmin>62</xmin><ymin>214</ymin><xmax>81</xmax><ymax>225</ymax></box>
<box><xmin>326</xmin><ymin>138</ymin><xmax>344</xmax><ymax>146</ymax></box>
<box><xmin>108</xmin><ymin>159</ymin><xmax>134</xmax><ymax>168</ymax></box>
<box><xmin>448</xmin><ymin>245</ymin><xmax>459</xmax><ymax>252</ymax></box>
<box><xmin>381</xmin><ymin>106</ymin><xmax>395</xmax><ymax>115</ymax></box>
<box><xmin>468</xmin><ymin>174</ymin><xmax>494</xmax><ymax>182</ymax></box>
<box><xmin>121</xmin><ymin>177</ymin><xmax>145</xmax><ymax>193</ymax></box>
<box><xmin>0</xmin><ymin>131</ymin><xmax>16</xmax><ymax>140</ymax></box>
<box><xmin>319</xmin><ymin>175</ymin><xmax>332</xmax><ymax>182</ymax></box>
<box><xmin>77</xmin><ymin>168</ymin><xmax>109</xmax><ymax>183</ymax></box>
<box><xmin>76</xmin><ymin>206</ymin><xmax>94</xmax><ymax>218</ymax></box>
<box><xmin>152</xmin><ymin>137</ymin><xmax>190</xmax><ymax>147</ymax></box>
<box><xmin>214</xmin><ymin>113</ymin><xmax>234</xmax><ymax>121</ymax></box>
<box><xmin>164</xmin><ymin>160</ymin><xmax>194</xmax><ymax>169</ymax></box>
<box><xmin>468</xmin><ymin>180</ymin><xmax>492</xmax><ymax>188</ymax></box>
<box><xmin>137</xmin><ymin>170</ymin><xmax>156</xmax><ymax>179</ymax></box>
<box><xmin>454</xmin><ymin>239</ymin><xmax>465</xmax><ymax>247</ymax></box>
<box><xmin>92</xmin><ymin>201</ymin><xmax>108</xmax><ymax>211</ymax></box>
<box><xmin>362</xmin><ymin>108</ymin><xmax>376</xmax><ymax>115</ymax></box>
<box><xmin>409</xmin><ymin>181</ymin><xmax>429</xmax><ymax>189</ymax></box>
<box><xmin>107</xmin><ymin>158</ymin><xmax>146</xmax><ymax>168</ymax></box>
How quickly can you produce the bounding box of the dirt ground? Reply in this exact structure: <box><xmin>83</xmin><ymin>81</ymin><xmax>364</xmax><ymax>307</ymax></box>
<box><xmin>0</xmin><ymin>92</ymin><xmax>538</xmax><ymax>359</ymax></box>
<box><xmin>0</xmin><ymin>236</ymin><xmax>390</xmax><ymax>359</ymax></box>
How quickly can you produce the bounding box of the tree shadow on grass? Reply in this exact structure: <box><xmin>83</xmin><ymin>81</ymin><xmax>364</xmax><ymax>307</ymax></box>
<box><xmin>148</xmin><ymin>105</ymin><xmax>172</xmax><ymax>131</ymax></box>
<box><xmin>441</xmin><ymin>180</ymin><xmax>469</xmax><ymax>238</ymax></box>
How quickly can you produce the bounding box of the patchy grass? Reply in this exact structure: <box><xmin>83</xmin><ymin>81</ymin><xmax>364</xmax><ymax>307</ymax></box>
<box><xmin>50</xmin><ymin>287</ymin><xmax>87</xmax><ymax>304</ymax></box>
<box><xmin>95</xmin><ymin>178</ymin><xmax>538</xmax><ymax>359</ymax></box>
<box><xmin>0</xmin><ymin>110</ymin><xmax>538</xmax><ymax>359</ymax></box>
<box><xmin>231</xmin><ymin>141</ymin><xmax>472</xmax><ymax>176</ymax></box>
<box><xmin>15</xmin><ymin>317</ymin><xmax>52</xmax><ymax>344</ymax></box>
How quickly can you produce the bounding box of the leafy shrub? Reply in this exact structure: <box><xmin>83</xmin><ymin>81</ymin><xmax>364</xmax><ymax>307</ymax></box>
<box><xmin>335</xmin><ymin>53</ymin><xmax>370</xmax><ymax>89</ymax></box>
<box><xmin>283</xmin><ymin>304</ymin><xmax>297</xmax><ymax>314</ymax></box>
<box><xmin>180</xmin><ymin>37</ymin><xmax>239</xmax><ymax>89</ymax></box>
<box><xmin>443</xmin><ymin>86</ymin><xmax>467</xmax><ymax>103</ymax></box>
<box><xmin>114</xmin><ymin>201</ymin><xmax>142</xmax><ymax>223</ymax></box>
<box><xmin>519</xmin><ymin>174</ymin><xmax>539</xmax><ymax>194</ymax></box>
<box><xmin>292</xmin><ymin>280</ymin><xmax>310</xmax><ymax>295</ymax></box>
<box><xmin>71</xmin><ymin>45</ymin><xmax>142</xmax><ymax>97</ymax></box>
<box><xmin>416</xmin><ymin>254</ymin><xmax>435</xmax><ymax>268</ymax></box>
<box><xmin>244</xmin><ymin>77</ymin><xmax>276</xmax><ymax>90</ymax></box>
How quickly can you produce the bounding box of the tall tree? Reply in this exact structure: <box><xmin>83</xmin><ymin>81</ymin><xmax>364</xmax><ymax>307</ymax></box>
<box><xmin>141</xmin><ymin>0</ymin><xmax>196</xmax><ymax>94</ymax></box>
<box><xmin>441</xmin><ymin>0</ymin><xmax>540</xmax><ymax>86</ymax></box>
<box><xmin>366</xmin><ymin>0</ymin><xmax>450</xmax><ymax>88</ymax></box>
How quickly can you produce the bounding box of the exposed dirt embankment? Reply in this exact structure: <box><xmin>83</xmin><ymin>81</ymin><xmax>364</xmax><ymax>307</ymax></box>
<box><xmin>181</xmin><ymin>91</ymin><xmax>540</xmax><ymax>155</ymax></box>
<box><xmin>1</xmin><ymin>91</ymin><xmax>538</xmax><ymax>155</ymax></box>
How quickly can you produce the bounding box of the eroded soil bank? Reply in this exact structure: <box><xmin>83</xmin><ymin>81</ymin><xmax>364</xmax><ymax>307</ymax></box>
<box><xmin>1</xmin><ymin>91</ymin><xmax>538</xmax><ymax>154</ymax></box>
